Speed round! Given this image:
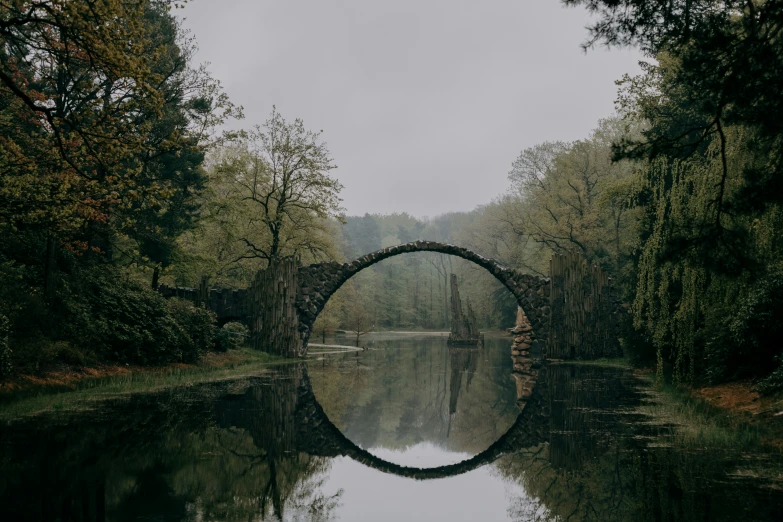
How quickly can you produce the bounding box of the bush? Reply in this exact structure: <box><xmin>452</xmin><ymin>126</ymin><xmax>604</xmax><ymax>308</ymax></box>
<box><xmin>167</xmin><ymin>298</ymin><xmax>215</xmax><ymax>363</ymax></box>
<box><xmin>727</xmin><ymin>265</ymin><xmax>783</xmax><ymax>379</ymax></box>
<box><xmin>9</xmin><ymin>337</ymin><xmax>81</xmax><ymax>374</ymax></box>
<box><xmin>0</xmin><ymin>314</ymin><xmax>11</xmax><ymax>382</ymax></box>
<box><xmin>758</xmin><ymin>357</ymin><xmax>783</xmax><ymax>394</ymax></box>
<box><xmin>54</xmin><ymin>268</ymin><xmax>216</xmax><ymax>366</ymax></box>
<box><xmin>214</xmin><ymin>321</ymin><xmax>249</xmax><ymax>351</ymax></box>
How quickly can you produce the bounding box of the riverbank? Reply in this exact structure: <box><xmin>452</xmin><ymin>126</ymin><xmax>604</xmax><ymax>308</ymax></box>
<box><xmin>0</xmin><ymin>348</ymin><xmax>294</xmax><ymax>420</ymax></box>
<box><xmin>554</xmin><ymin>357</ymin><xmax>783</xmax><ymax>450</ymax></box>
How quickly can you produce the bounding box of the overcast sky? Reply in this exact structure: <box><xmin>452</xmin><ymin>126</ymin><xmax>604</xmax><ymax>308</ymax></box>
<box><xmin>179</xmin><ymin>0</ymin><xmax>643</xmax><ymax>218</ymax></box>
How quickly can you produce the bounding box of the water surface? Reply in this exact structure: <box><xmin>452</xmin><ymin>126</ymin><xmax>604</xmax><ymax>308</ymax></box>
<box><xmin>1</xmin><ymin>333</ymin><xmax>781</xmax><ymax>521</ymax></box>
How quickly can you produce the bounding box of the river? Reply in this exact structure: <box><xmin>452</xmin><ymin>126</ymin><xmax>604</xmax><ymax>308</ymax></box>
<box><xmin>1</xmin><ymin>333</ymin><xmax>781</xmax><ymax>521</ymax></box>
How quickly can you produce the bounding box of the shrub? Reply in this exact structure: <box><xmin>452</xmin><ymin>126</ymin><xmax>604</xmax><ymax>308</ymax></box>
<box><xmin>727</xmin><ymin>265</ymin><xmax>783</xmax><ymax>380</ymax></box>
<box><xmin>758</xmin><ymin>357</ymin><xmax>783</xmax><ymax>394</ymax></box>
<box><xmin>55</xmin><ymin>268</ymin><xmax>216</xmax><ymax>365</ymax></box>
<box><xmin>10</xmin><ymin>337</ymin><xmax>79</xmax><ymax>374</ymax></box>
<box><xmin>214</xmin><ymin>321</ymin><xmax>249</xmax><ymax>351</ymax></box>
<box><xmin>167</xmin><ymin>298</ymin><xmax>215</xmax><ymax>363</ymax></box>
<box><xmin>0</xmin><ymin>314</ymin><xmax>11</xmax><ymax>382</ymax></box>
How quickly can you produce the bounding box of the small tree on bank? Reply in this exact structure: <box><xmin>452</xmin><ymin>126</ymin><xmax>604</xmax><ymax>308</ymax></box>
<box><xmin>350</xmin><ymin>305</ymin><xmax>374</xmax><ymax>347</ymax></box>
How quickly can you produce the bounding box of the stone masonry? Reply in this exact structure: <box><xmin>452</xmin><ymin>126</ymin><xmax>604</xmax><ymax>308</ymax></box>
<box><xmin>295</xmin><ymin>240</ymin><xmax>551</xmax><ymax>356</ymax></box>
<box><xmin>158</xmin><ymin>240</ymin><xmax>551</xmax><ymax>357</ymax></box>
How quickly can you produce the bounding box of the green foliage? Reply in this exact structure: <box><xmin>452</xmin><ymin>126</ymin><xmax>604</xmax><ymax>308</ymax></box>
<box><xmin>715</xmin><ymin>265</ymin><xmax>783</xmax><ymax>387</ymax></box>
<box><xmin>342</xmin><ymin>214</ymin><xmax>382</xmax><ymax>258</ymax></box>
<box><xmin>0</xmin><ymin>2</ymin><xmax>244</xmax><ymax>375</ymax></box>
<box><xmin>0</xmin><ymin>314</ymin><xmax>11</xmax><ymax>382</ymax></box>
<box><xmin>166</xmin><ymin>298</ymin><xmax>215</xmax><ymax>363</ymax></box>
<box><xmin>757</xmin><ymin>359</ymin><xmax>783</xmax><ymax>395</ymax></box>
<box><xmin>173</xmin><ymin>123</ymin><xmax>344</xmax><ymax>288</ymax></box>
<box><xmin>505</xmin><ymin>117</ymin><xmax>643</xmax><ymax>279</ymax></box>
<box><xmin>565</xmin><ymin>0</ymin><xmax>783</xmax><ymax>385</ymax></box>
<box><xmin>627</xmin><ymin>72</ymin><xmax>783</xmax><ymax>384</ymax></box>
<box><xmin>54</xmin><ymin>268</ymin><xmax>215</xmax><ymax>365</ymax></box>
<box><xmin>214</xmin><ymin>322</ymin><xmax>249</xmax><ymax>352</ymax></box>
<box><xmin>179</xmin><ymin>107</ymin><xmax>344</xmax><ymax>277</ymax></box>
<box><xmin>9</xmin><ymin>338</ymin><xmax>87</xmax><ymax>374</ymax></box>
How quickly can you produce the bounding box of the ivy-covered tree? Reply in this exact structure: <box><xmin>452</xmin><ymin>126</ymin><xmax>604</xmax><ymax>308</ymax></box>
<box><xmin>564</xmin><ymin>0</ymin><xmax>783</xmax><ymax>385</ymax></box>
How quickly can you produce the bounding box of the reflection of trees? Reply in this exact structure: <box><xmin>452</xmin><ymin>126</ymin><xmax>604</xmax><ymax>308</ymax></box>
<box><xmin>206</xmin><ymin>364</ymin><xmax>343</xmax><ymax>520</ymax></box>
<box><xmin>496</xmin><ymin>364</ymin><xmax>783</xmax><ymax>522</ymax></box>
<box><xmin>0</xmin><ymin>367</ymin><xmax>342</xmax><ymax>522</ymax></box>
<box><xmin>448</xmin><ymin>347</ymin><xmax>479</xmax><ymax>417</ymax></box>
<box><xmin>495</xmin><ymin>365</ymin><xmax>652</xmax><ymax>521</ymax></box>
<box><xmin>308</xmin><ymin>336</ymin><xmax>519</xmax><ymax>456</ymax></box>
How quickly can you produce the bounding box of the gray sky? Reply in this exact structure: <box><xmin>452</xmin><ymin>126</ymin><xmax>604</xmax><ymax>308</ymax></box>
<box><xmin>179</xmin><ymin>0</ymin><xmax>643</xmax><ymax>218</ymax></box>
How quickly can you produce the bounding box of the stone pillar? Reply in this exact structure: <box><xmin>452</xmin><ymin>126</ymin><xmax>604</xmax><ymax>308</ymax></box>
<box><xmin>548</xmin><ymin>252</ymin><xmax>619</xmax><ymax>360</ymax></box>
<box><xmin>251</xmin><ymin>257</ymin><xmax>301</xmax><ymax>358</ymax></box>
<box><xmin>510</xmin><ymin>308</ymin><xmax>538</xmax><ymax>409</ymax></box>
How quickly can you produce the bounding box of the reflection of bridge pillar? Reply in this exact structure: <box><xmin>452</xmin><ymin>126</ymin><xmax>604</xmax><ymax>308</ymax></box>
<box><xmin>212</xmin><ymin>364</ymin><xmax>308</xmax><ymax>519</ymax></box>
<box><xmin>547</xmin><ymin>365</ymin><xmax>626</xmax><ymax>471</ymax></box>
<box><xmin>214</xmin><ymin>364</ymin><xmax>303</xmax><ymax>456</ymax></box>
<box><xmin>250</xmin><ymin>258</ymin><xmax>302</xmax><ymax>357</ymax></box>
<box><xmin>511</xmin><ymin>308</ymin><xmax>539</xmax><ymax>409</ymax></box>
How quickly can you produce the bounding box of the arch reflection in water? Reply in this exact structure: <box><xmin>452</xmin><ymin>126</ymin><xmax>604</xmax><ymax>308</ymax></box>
<box><xmin>307</xmin><ymin>335</ymin><xmax>526</xmax><ymax>467</ymax></box>
<box><xmin>1</xmin><ymin>348</ymin><xmax>782</xmax><ymax>521</ymax></box>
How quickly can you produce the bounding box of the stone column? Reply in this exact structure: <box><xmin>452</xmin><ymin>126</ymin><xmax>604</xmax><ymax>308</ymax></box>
<box><xmin>251</xmin><ymin>257</ymin><xmax>301</xmax><ymax>358</ymax></box>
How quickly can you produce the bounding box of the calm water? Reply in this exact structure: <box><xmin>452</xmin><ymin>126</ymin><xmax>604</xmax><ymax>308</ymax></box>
<box><xmin>1</xmin><ymin>333</ymin><xmax>782</xmax><ymax>521</ymax></box>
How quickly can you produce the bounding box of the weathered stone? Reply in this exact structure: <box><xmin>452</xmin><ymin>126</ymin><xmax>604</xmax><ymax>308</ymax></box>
<box><xmin>181</xmin><ymin>241</ymin><xmax>554</xmax><ymax>357</ymax></box>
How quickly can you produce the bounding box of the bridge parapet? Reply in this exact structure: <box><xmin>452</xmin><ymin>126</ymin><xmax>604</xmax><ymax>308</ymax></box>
<box><xmin>156</xmin><ymin>284</ymin><xmax>250</xmax><ymax>325</ymax></box>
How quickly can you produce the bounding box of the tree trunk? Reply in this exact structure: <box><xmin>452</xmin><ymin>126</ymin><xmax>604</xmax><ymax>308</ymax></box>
<box><xmin>429</xmin><ymin>278</ymin><xmax>433</xmax><ymax>329</ymax></box>
<box><xmin>443</xmin><ymin>272</ymin><xmax>449</xmax><ymax>329</ymax></box>
<box><xmin>151</xmin><ymin>266</ymin><xmax>160</xmax><ymax>290</ymax></box>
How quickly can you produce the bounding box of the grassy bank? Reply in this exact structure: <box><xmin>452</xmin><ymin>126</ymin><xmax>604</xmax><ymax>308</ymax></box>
<box><xmin>549</xmin><ymin>357</ymin><xmax>634</xmax><ymax>369</ymax></box>
<box><xmin>630</xmin><ymin>372</ymin><xmax>783</xmax><ymax>452</ymax></box>
<box><xmin>553</xmin><ymin>357</ymin><xmax>782</xmax><ymax>450</ymax></box>
<box><xmin>0</xmin><ymin>348</ymin><xmax>294</xmax><ymax>421</ymax></box>
<box><xmin>637</xmin><ymin>380</ymin><xmax>765</xmax><ymax>449</ymax></box>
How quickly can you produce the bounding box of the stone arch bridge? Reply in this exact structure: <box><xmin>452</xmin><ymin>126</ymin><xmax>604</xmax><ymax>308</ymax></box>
<box><xmin>160</xmin><ymin>241</ymin><xmax>552</xmax><ymax>357</ymax></box>
<box><xmin>215</xmin><ymin>362</ymin><xmax>551</xmax><ymax>481</ymax></box>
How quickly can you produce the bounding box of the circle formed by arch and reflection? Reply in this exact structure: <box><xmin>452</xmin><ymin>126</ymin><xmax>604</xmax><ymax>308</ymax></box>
<box><xmin>294</xmin><ymin>363</ymin><xmax>548</xmax><ymax>481</ymax></box>
<box><xmin>295</xmin><ymin>241</ymin><xmax>551</xmax><ymax>352</ymax></box>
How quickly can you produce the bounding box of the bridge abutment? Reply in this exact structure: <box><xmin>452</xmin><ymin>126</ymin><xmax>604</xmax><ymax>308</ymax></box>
<box><xmin>250</xmin><ymin>258</ymin><xmax>302</xmax><ymax>358</ymax></box>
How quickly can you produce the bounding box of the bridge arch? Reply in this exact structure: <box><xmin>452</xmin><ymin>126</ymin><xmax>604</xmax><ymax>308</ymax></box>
<box><xmin>294</xmin><ymin>241</ymin><xmax>551</xmax><ymax>355</ymax></box>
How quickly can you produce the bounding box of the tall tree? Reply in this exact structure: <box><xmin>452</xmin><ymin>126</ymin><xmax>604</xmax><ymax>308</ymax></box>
<box><xmin>564</xmin><ymin>0</ymin><xmax>783</xmax><ymax>384</ymax></box>
<box><xmin>223</xmin><ymin>108</ymin><xmax>344</xmax><ymax>264</ymax></box>
<box><xmin>124</xmin><ymin>4</ymin><xmax>242</xmax><ymax>287</ymax></box>
<box><xmin>0</xmin><ymin>1</ymin><xmax>195</xmax><ymax>247</ymax></box>
<box><xmin>504</xmin><ymin>118</ymin><xmax>641</xmax><ymax>276</ymax></box>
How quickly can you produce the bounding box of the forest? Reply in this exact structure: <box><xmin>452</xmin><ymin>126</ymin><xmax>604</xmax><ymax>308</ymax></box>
<box><xmin>1</xmin><ymin>0</ymin><xmax>782</xmax><ymax>394</ymax></box>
